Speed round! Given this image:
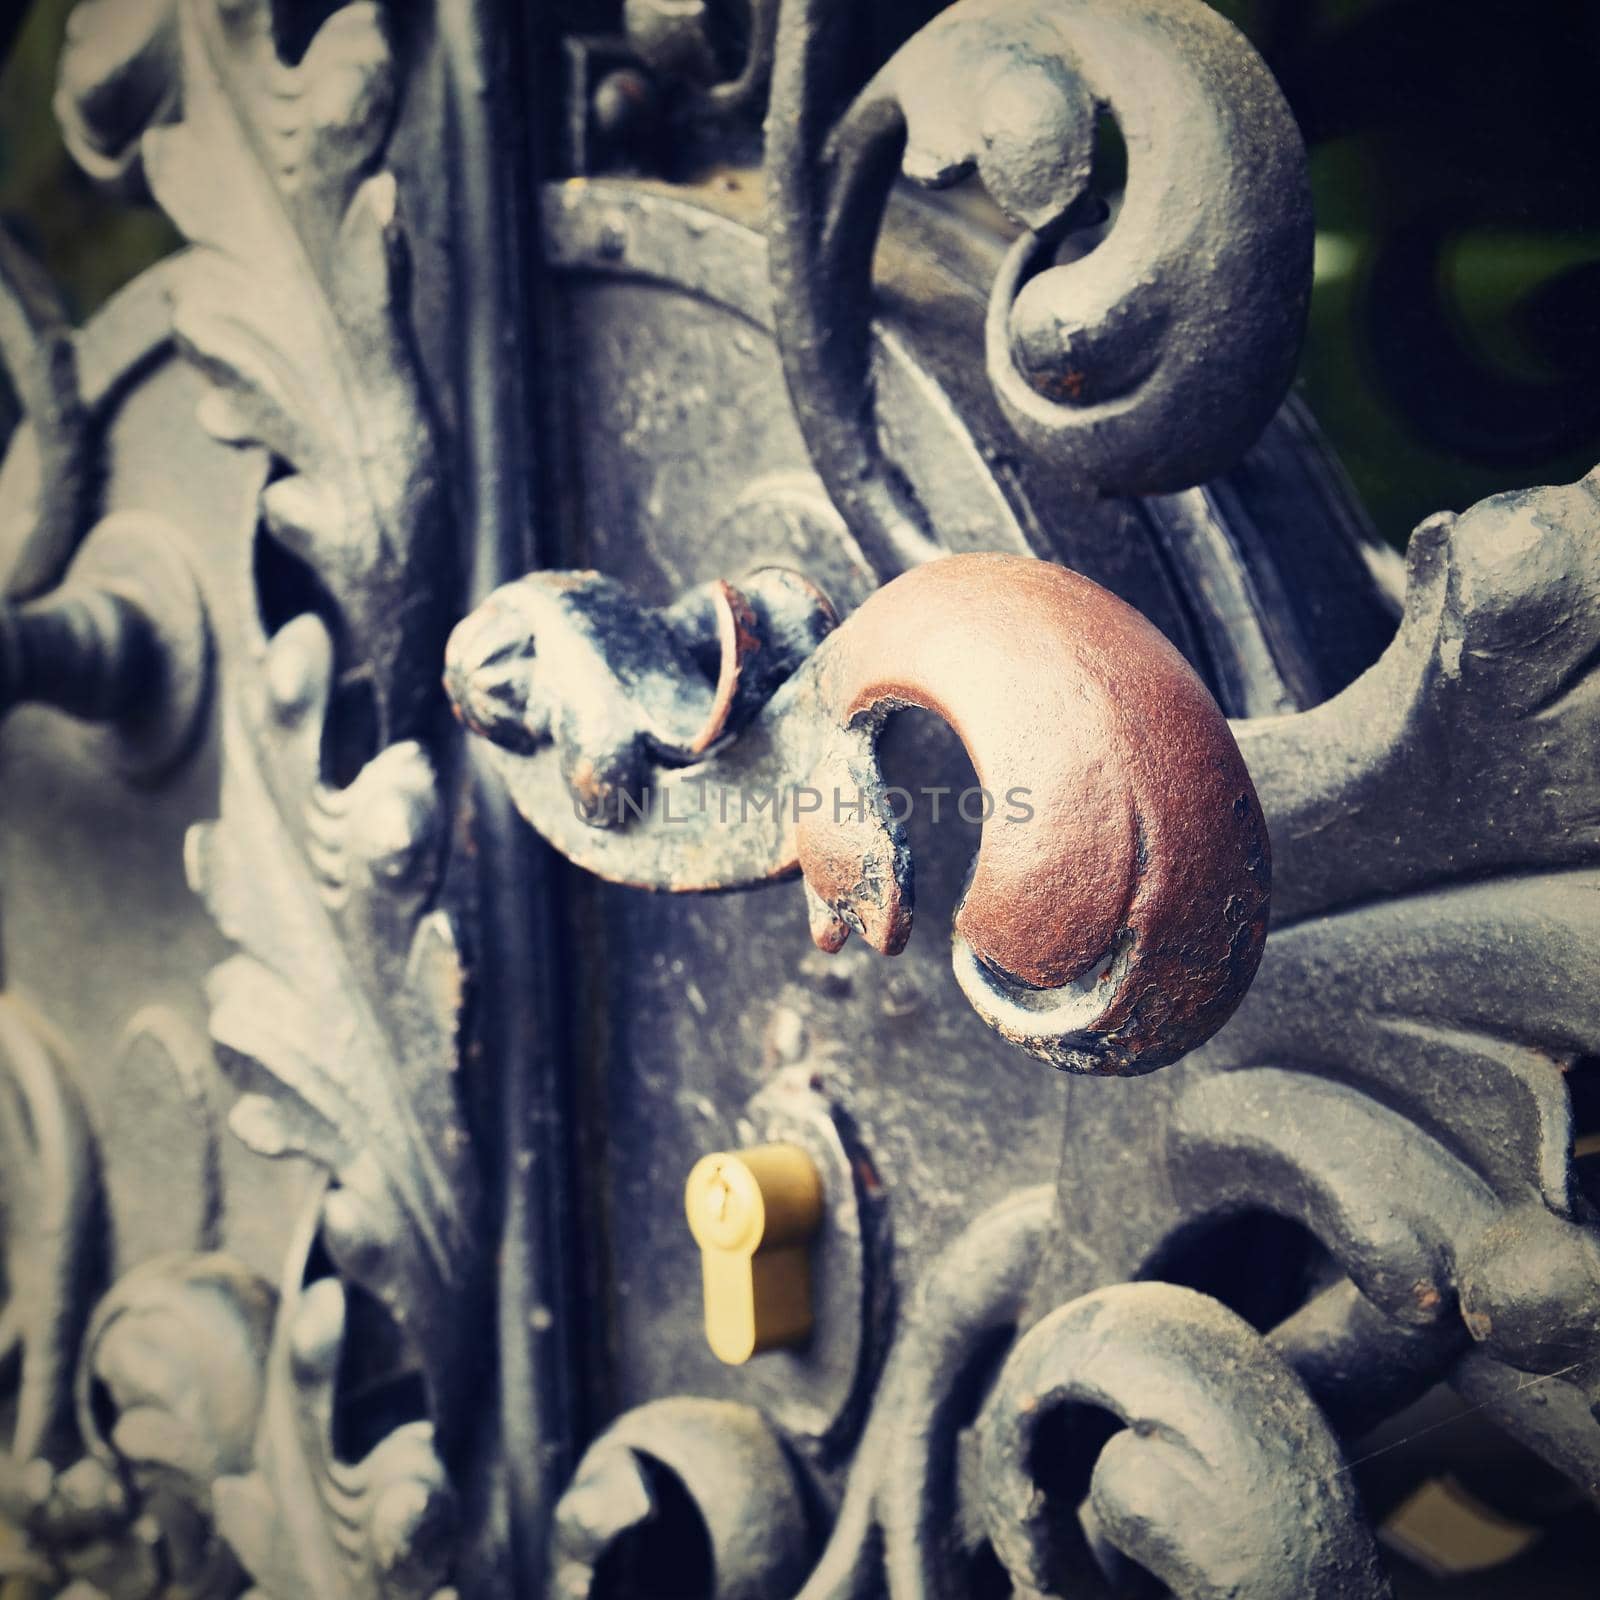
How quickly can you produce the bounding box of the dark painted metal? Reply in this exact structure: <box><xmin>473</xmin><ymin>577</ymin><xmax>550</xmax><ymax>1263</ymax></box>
<box><xmin>2</xmin><ymin>0</ymin><xmax>1598</xmax><ymax>1595</ymax></box>
<box><xmin>436</xmin><ymin>0</ymin><xmax>582</xmax><ymax>1587</ymax></box>
<box><xmin>2</xmin><ymin>587</ymin><xmax>159</xmax><ymax>725</ymax></box>
<box><xmin>764</xmin><ymin>0</ymin><xmax>1313</xmax><ymax>575</ymax></box>
<box><xmin>551</xmin><ymin>1397</ymin><xmax>814</xmax><ymax>1599</ymax></box>
<box><xmin>980</xmin><ymin>1283</ymin><xmax>1392</xmax><ymax>1598</ymax></box>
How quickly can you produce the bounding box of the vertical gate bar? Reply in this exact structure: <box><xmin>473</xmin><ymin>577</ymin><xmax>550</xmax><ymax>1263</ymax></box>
<box><xmin>439</xmin><ymin>0</ymin><xmax>578</xmax><ymax>1590</ymax></box>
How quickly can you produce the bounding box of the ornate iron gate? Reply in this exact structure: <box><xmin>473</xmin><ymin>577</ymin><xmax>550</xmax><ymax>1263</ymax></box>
<box><xmin>2</xmin><ymin>1</ymin><xmax>1598</xmax><ymax>1596</ymax></box>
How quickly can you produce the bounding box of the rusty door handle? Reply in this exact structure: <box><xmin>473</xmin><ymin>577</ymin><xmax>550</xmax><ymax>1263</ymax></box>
<box><xmin>445</xmin><ymin>553</ymin><xmax>1269</xmax><ymax>1074</ymax></box>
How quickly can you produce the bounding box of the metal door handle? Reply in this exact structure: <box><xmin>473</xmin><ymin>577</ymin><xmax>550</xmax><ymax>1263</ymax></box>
<box><xmin>445</xmin><ymin>552</ymin><xmax>1269</xmax><ymax>1073</ymax></box>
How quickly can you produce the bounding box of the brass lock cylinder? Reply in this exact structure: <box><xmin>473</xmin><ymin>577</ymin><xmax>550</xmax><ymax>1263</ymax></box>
<box><xmin>684</xmin><ymin>1142</ymin><xmax>824</xmax><ymax>1365</ymax></box>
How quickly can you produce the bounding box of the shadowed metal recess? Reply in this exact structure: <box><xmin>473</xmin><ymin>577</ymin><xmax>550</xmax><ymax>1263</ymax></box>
<box><xmin>0</xmin><ymin>1</ymin><xmax>1597</xmax><ymax>1597</ymax></box>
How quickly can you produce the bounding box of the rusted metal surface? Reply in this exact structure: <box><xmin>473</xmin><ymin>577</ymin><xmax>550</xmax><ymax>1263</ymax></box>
<box><xmin>447</xmin><ymin>551</ymin><xmax>1269</xmax><ymax>1073</ymax></box>
<box><xmin>798</xmin><ymin>554</ymin><xmax>1271</xmax><ymax>1071</ymax></box>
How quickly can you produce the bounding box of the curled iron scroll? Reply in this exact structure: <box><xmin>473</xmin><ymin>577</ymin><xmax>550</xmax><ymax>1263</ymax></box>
<box><xmin>765</xmin><ymin>0</ymin><xmax>1313</xmax><ymax>572</ymax></box>
<box><xmin>445</xmin><ymin>552</ymin><xmax>1269</xmax><ymax>1074</ymax></box>
<box><xmin>545</xmin><ymin>1198</ymin><xmax>1395</xmax><ymax>1599</ymax></box>
<box><xmin>979</xmin><ymin>1282</ymin><xmax>1393</xmax><ymax>1598</ymax></box>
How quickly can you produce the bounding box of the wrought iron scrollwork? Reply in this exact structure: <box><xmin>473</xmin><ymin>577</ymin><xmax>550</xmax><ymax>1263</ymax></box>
<box><xmin>765</xmin><ymin>0</ymin><xmax>1314</xmax><ymax>572</ymax></box>
<box><xmin>4</xmin><ymin>0</ymin><xmax>1600</xmax><ymax>1593</ymax></box>
<box><xmin>551</xmin><ymin>1194</ymin><xmax>1393</xmax><ymax>1599</ymax></box>
<box><xmin>510</xmin><ymin>194</ymin><xmax>1600</xmax><ymax>1600</ymax></box>
<box><xmin>978</xmin><ymin>1282</ymin><xmax>1391</xmax><ymax>1599</ymax></box>
<box><xmin>551</xmin><ymin>1397</ymin><xmax>813</xmax><ymax>1600</ymax></box>
<box><xmin>1171</xmin><ymin>472</ymin><xmax>1600</xmax><ymax>1488</ymax></box>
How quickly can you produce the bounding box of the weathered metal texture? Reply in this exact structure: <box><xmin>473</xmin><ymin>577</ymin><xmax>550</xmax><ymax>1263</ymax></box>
<box><xmin>1023</xmin><ymin>474</ymin><xmax>1600</xmax><ymax>1503</ymax></box>
<box><xmin>980</xmin><ymin>1283</ymin><xmax>1392</xmax><ymax>1599</ymax></box>
<box><xmin>549</xmin><ymin>1185</ymin><xmax>1054</xmax><ymax>1599</ymax></box>
<box><xmin>535</xmin><ymin>172</ymin><xmax>1401</xmax><ymax>714</ymax></box>
<box><xmin>447</xmin><ymin>551</ymin><xmax>1270</xmax><ymax>1073</ymax></box>
<box><xmin>3</xmin><ymin>0</ymin><xmax>1599</xmax><ymax>1595</ymax></box>
<box><xmin>517</xmin><ymin>14</ymin><xmax>1600</xmax><ymax>1588</ymax></box>
<box><xmin>445</xmin><ymin>564</ymin><xmax>837</xmax><ymax>815</ymax></box>
<box><xmin>550</xmin><ymin>1397</ymin><xmax>813</xmax><ymax>1599</ymax></box>
<box><xmin>765</xmin><ymin>0</ymin><xmax>1313</xmax><ymax>574</ymax></box>
<box><xmin>508</xmin><ymin>7</ymin><xmax>1596</xmax><ymax>1594</ymax></box>
<box><xmin>552</xmin><ymin>1197</ymin><xmax>1394</xmax><ymax>1599</ymax></box>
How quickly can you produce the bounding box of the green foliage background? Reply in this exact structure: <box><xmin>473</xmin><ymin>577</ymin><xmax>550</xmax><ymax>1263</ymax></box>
<box><xmin>0</xmin><ymin>0</ymin><xmax>179</xmax><ymax>316</ymax></box>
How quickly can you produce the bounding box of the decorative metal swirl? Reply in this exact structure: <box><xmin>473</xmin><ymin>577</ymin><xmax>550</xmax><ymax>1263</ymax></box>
<box><xmin>546</xmin><ymin>1188</ymin><xmax>1053</xmax><ymax>1600</ymax></box>
<box><xmin>978</xmin><ymin>1282</ymin><xmax>1391</xmax><ymax>1598</ymax></box>
<box><xmin>551</xmin><ymin>1397</ymin><xmax>813</xmax><ymax>1599</ymax></box>
<box><xmin>547</xmin><ymin>1197</ymin><xmax>1394</xmax><ymax>1599</ymax></box>
<box><xmin>765</xmin><ymin>0</ymin><xmax>1313</xmax><ymax>573</ymax></box>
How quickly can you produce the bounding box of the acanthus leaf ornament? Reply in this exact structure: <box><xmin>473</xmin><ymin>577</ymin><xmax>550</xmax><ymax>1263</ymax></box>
<box><xmin>185</xmin><ymin>611</ymin><xmax>477</xmax><ymax>1438</ymax></box>
<box><xmin>53</xmin><ymin>0</ymin><xmax>181</xmax><ymax>193</ymax></box>
<box><xmin>42</xmin><ymin>0</ymin><xmax>484</xmax><ymax>1592</ymax></box>
<box><xmin>137</xmin><ymin>0</ymin><xmax>452</xmax><ymax>747</ymax></box>
<box><xmin>212</xmin><ymin>1201</ymin><xmax>458</xmax><ymax>1600</ymax></box>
